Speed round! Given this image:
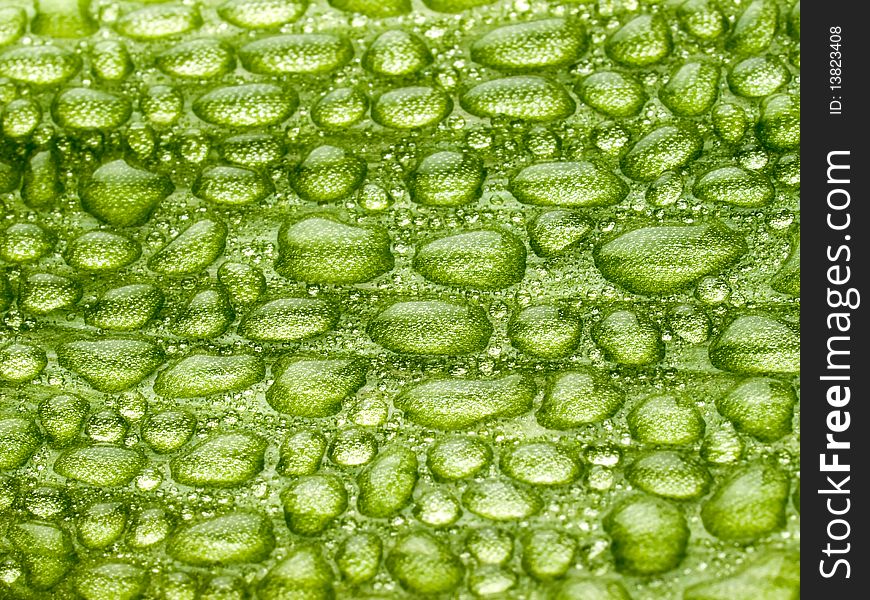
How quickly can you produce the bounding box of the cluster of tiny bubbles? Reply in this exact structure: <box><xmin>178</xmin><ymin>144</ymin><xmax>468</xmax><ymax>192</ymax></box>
<box><xmin>0</xmin><ymin>0</ymin><xmax>800</xmax><ymax>598</ymax></box>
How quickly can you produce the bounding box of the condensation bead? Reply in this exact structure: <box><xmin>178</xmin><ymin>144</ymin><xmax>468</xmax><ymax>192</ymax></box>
<box><xmin>771</xmin><ymin>236</ymin><xmax>800</xmax><ymax>296</ymax></box>
<box><xmin>218</xmin><ymin>0</ymin><xmax>309</xmax><ymax>29</ymax></box>
<box><xmin>695</xmin><ymin>278</ymin><xmax>732</xmax><ymax>305</ymax></box>
<box><xmin>686</xmin><ymin>552</ymin><xmax>799</xmax><ymax>600</ymax></box>
<box><xmin>329</xmin><ymin>427</ymin><xmax>379</xmax><ymax>467</ymax></box>
<box><xmin>311</xmin><ymin>87</ymin><xmax>369</xmax><ymax>129</ymax></box>
<box><xmin>659</xmin><ymin>60</ymin><xmax>720</xmax><ymax>117</ymax></box>
<box><xmin>467</xmin><ymin>528</ymin><xmax>514</xmax><ymax>566</ymax></box>
<box><xmin>336</xmin><ymin>532</ymin><xmax>382</xmax><ymax>585</ymax></box>
<box><xmin>522</xmin><ymin>529</ymin><xmax>576</xmax><ymax>581</ymax></box>
<box><xmin>291</xmin><ymin>145</ymin><xmax>367</xmax><ymax>203</ymax></box>
<box><xmin>501</xmin><ymin>442</ymin><xmax>581</xmax><ymax>486</ymax></box>
<box><xmin>605</xmin><ymin>15</ymin><xmax>672</xmax><ymax>67</ymax></box>
<box><xmin>413</xmin><ymin>229</ymin><xmax>527</xmax><ymax>290</ymax></box>
<box><xmin>276</xmin><ymin>214</ymin><xmax>393</xmax><ymax>283</ymax></box>
<box><xmin>0</xmin><ymin>223</ymin><xmax>54</xmax><ymax>263</ymax></box>
<box><xmin>471</xmin><ymin>18</ymin><xmax>587</xmax><ymax>72</ymax></box>
<box><xmin>527</xmin><ymin>210</ymin><xmax>592</xmax><ymax>257</ymax></box>
<box><xmin>2</xmin><ymin>98</ymin><xmax>41</xmax><ymax>139</ymax></box>
<box><xmin>170</xmin><ymin>430</ymin><xmax>267</xmax><ymax>488</ymax></box>
<box><xmin>726</xmin><ymin>0</ymin><xmax>779</xmax><ymax>56</ymax></box>
<box><xmin>329</xmin><ymin>0</ymin><xmax>411</xmax><ymax>18</ymax></box>
<box><xmin>775</xmin><ymin>154</ymin><xmax>800</xmax><ymax>188</ymax></box>
<box><xmin>75</xmin><ymin>562</ymin><xmax>147</xmax><ymax>600</ymax></box>
<box><xmin>239</xmin><ymin>297</ymin><xmax>339</xmax><ymax>343</ymax></box>
<box><xmin>193</xmin><ymin>84</ymin><xmax>298</xmax><ymax>128</ymax></box>
<box><xmin>203</xmin><ymin>575</ymin><xmax>253</xmax><ymax>599</ymax></box>
<box><xmin>627</xmin><ymin>395</ymin><xmax>705</xmax><ymax>446</ymax></box>
<box><xmin>86</xmin><ymin>284</ymin><xmax>164</xmax><ymax>331</ymax></box>
<box><xmin>9</xmin><ymin>521</ymin><xmax>74</xmax><ymax>589</ymax></box>
<box><xmin>141</xmin><ymin>85</ymin><xmax>183</xmax><ymax>128</ymax></box>
<box><xmin>461</xmin><ymin>76</ymin><xmax>575</xmax><ymax>122</ymax></box>
<box><xmin>462</xmin><ymin>479</ymin><xmax>542</xmax><ymax>521</ymax></box>
<box><xmin>19</xmin><ymin>273</ymin><xmax>82</xmax><ymax>315</ymax></box>
<box><xmin>604</xmin><ymin>495</ymin><xmax>689</xmax><ymax>575</ymax></box>
<box><xmin>424</xmin><ymin>0</ymin><xmax>496</xmax><ymax>11</ymax></box>
<box><xmin>281</xmin><ymin>474</ymin><xmax>348</xmax><ymax>535</ymax></box>
<box><xmin>22</xmin><ymin>150</ymin><xmax>62</xmax><ymax>209</ymax></box>
<box><xmin>413</xmin><ymin>488</ymin><xmax>461</xmax><ymax>527</ymax></box>
<box><xmin>409</xmin><ymin>150</ymin><xmax>485</xmax><ymax>207</ymax></box>
<box><xmin>537</xmin><ymin>368</ymin><xmax>625</xmax><ymax>429</ymax></box>
<box><xmin>0</xmin><ymin>45</ymin><xmax>81</xmax><ymax>86</ymax></box>
<box><xmin>510</xmin><ymin>161</ymin><xmax>628</xmax><ymax>207</ymax></box>
<box><xmin>169</xmin><ymin>289</ymin><xmax>235</xmax><ymax>338</ymax></box>
<box><xmin>395</xmin><ymin>374</ymin><xmax>535</xmax><ymax>430</ymax></box>
<box><xmin>240</xmin><ymin>34</ymin><xmax>353</xmax><ymax>75</ymax></box>
<box><xmin>0</xmin><ymin>273</ymin><xmax>10</xmax><ymax>312</ymax></box>
<box><xmin>592</xmin><ymin>310</ymin><xmax>664</xmax><ymax>366</ymax></box>
<box><xmin>357</xmin><ymin>445</ymin><xmax>417</xmax><ymax>517</ymax></box>
<box><xmin>677</xmin><ymin>0</ymin><xmax>727</xmax><ymax>41</ymax></box>
<box><xmin>140</xmin><ymin>411</ymin><xmax>197</xmax><ymax>454</ymax></box>
<box><xmin>114</xmin><ymin>4</ymin><xmax>202</xmax><ymax>41</ymax></box>
<box><xmin>57</xmin><ymin>338</ymin><xmax>164</xmax><ymax>392</ymax></box>
<box><xmin>0</xmin><ymin>418</ymin><xmax>42</xmax><ymax>469</ymax></box>
<box><xmin>372</xmin><ymin>86</ymin><xmax>453</xmax><ymax>129</ymax></box>
<box><xmin>219</xmin><ymin>133</ymin><xmax>285</xmax><ymax>167</ymax></box>
<box><xmin>266</xmin><ymin>357</ymin><xmax>368</xmax><ymax>417</ymax></box>
<box><xmin>555</xmin><ymin>578</ymin><xmax>633</xmax><ymax>600</ymax></box>
<box><xmin>758</xmin><ymin>93</ymin><xmax>800</xmax><ymax>151</ymax></box>
<box><xmin>790</xmin><ymin>1</ymin><xmax>801</xmax><ymax>39</ymax></box>
<box><xmin>54</xmin><ymin>445</ymin><xmax>145</xmax><ymax>487</ymax></box>
<box><xmin>218</xmin><ymin>261</ymin><xmax>265</xmax><ymax>306</ymax></box>
<box><xmin>728</xmin><ymin>56</ymin><xmax>790</xmax><ymax>98</ymax></box>
<box><xmin>576</xmin><ymin>71</ymin><xmax>647</xmax><ymax>118</ymax></box>
<box><xmin>595</xmin><ymin>221</ymin><xmax>747</xmax><ymax>295</ymax></box>
<box><xmin>193</xmin><ymin>165</ymin><xmax>273</xmax><ymax>207</ymax></box>
<box><xmin>387</xmin><ymin>531</ymin><xmax>463</xmax><ymax>595</ymax></box>
<box><xmin>349</xmin><ymin>397</ymin><xmax>388</xmax><ymax>427</ymax></box>
<box><xmin>428</xmin><ymin>437</ymin><xmax>491</xmax><ymax>480</ymax></box>
<box><xmin>0</xmin><ymin>343</ymin><xmax>46</xmax><ymax>383</ymax></box>
<box><xmin>363</xmin><ymin>30</ymin><xmax>432</xmax><ymax>77</ymax></box>
<box><xmin>90</xmin><ymin>40</ymin><xmax>133</xmax><ymax>82</ymax></box>
<box><xmin>157</xmin><ymin>39</ymin><xmax>235</xmax><ymax>79</ymax></box>
<box><xmin>150</xmin><ymin>571</ymin><xmax>198</xmax><ymax>600</ymax></box>
<box><xmin>127</xmin><ymin>508</ymin><xmax>172</xmax><ymax>549</ymax></box>
<box><xmin>0</xmin><ymin>149</ymin><xmax>19</xmax><ymax>180</ymax></box>
<box><xmin>644</xmin><ymin>171</ymin><xmax>681</xmax><ymax>207</ymax></box>
<box><xmin>711</xmin><ymin>103</ymin><xmax>748</xmax><ymax>145</ymax></box>
<box><xmin>668</xmin><ymin>304</ymin><xmax>711</xmax><ymax>345</ymax></box>
<box><xmin>701</xmin><ymin>462</ymin><xmax>790</xmax><ymax>542</ymax></box>
<box><xmin>82</xmin><ymin>159</ymin><xmax>174</xmax><ymax>227</ymax></box>
<box><xmin>278</xmin><ymin>430</ymin><xmax>327</xmax><ymax>476</ymax></box>
<box><xmin>0</xmin><ymin>7</ymin><xmax>26</xmax><ymax>46</ymax></box>
<box><xmin>167</xmin><ymin>512</ymin><xmax>274</xmax><ymax>566</ymax></box>
<box><xmin>258</xmin><ymin>545</ymin><xmax>333</xmax><ymax>599</ymax></box>
<box><xmin>177</xmin><ymin>129</ymin><xmax>214</xmax><ymax>164</ymax></box>
<box><xmin>65</xmin><ymin>231</ymin><xmax>141</xmax><ymax>272</ymax></box>
<box><xmin>508</xmin><ymin>304</ymin><xmax>582</xmax><ymax>359</ymax></box>
<box><xmin>38</xmin><ymin>394</ymin><xmax>89</xmax><ymax>448</ymax></box>
<box><xmin>368</xmin><ymin>299</ymin><xmax>492</xmax><ymax>355</ymax></box>
<box><xmin>24</xmin><ymin>485</ymin><xmax>71</xmax><ymax>520</ymax></box>
<box><xmin>148</xmin><ymin>219</ymin><xmax>227</xmax><ymax>277</ymax></box>
<box><xmin>709</xmin><ymin>315</ymin><xmax>800</xmax><ymax>375</ymax></box>
<box><xmin>620</xmin><ymin>124</ymin><xmax>702</xmax><ymax>181</ymax></box>
<box><xmin>625</xmin><ymin>451</ymin><xmax>711</xmax><ymax>501</ymax></box>
<box><xmin>154</xmin><ymin>354</ymin><xmax>263</xmax><ymax>398</ymax></box>
<box><xmin>693</xmin><ymin>167</ymin><xmax>774</xmax><ymax>207</ymax></box>
<box><xmin>717</xmin><ymin>378</ymin><xmax>796</xmax><ymax>442</ymax></box>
